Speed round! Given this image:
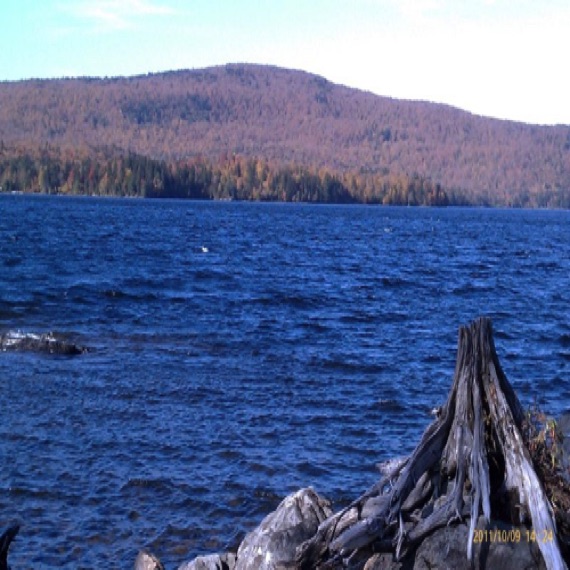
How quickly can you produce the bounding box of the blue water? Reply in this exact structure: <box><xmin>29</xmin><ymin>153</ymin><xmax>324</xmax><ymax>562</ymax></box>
<box><xmin>0</xmin><ymin>195</ymin><xmax>569</xmax><ymax>568</ymax></box>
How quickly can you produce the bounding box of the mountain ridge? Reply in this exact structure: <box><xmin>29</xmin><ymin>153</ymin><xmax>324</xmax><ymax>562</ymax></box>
<box><xmin>1</xmin><ymin>63</ymin><xmax>569</xmax><ymax>205</ymax></box>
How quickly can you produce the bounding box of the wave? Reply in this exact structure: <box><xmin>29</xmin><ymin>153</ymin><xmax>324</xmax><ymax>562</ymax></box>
<box><xmin>318</xmin><ymin>357</ymin><xmax>384</xmax><ymax>374</ymax></box>
<box><xmin>248</xmin><ymin>291</ymin><xmax>321</xmax><ymax>310</ymax></box>
<box><xmin>3</xmin><ymin>257</ymin><xmax>22</xmax><ymax>268</ymax></box>
<box><xmin>102</xmin><ymin>289</ymin><xmax>159</xmax><ymax>302</ymax></box>
<box><xmin>375</xmin><ymin>398</ymin><xmax>406</xmax><ymax>412</ymax></box>
<box><xmin>559</xmin><ymin>333</ymin><xmax>570</xmax><ymax>348</ymax></box>
<box><xmin>452</xmin><ymin>282</ymin><xmax>495</xmax><ymax>296</ymax></box>
<box><xmin>121</xmin><ymin>477</ymin><xmax>174</xmax><ymax>491</ymax></box>
<box><xmin>339</xmin><ymin>313</ymin><xmax>374</xmax><ymax>324</ymax></box>
<box><xmin>381</xmin><ymin>276</ymin><xmax>412</xmax><ymax>288</ymax></box>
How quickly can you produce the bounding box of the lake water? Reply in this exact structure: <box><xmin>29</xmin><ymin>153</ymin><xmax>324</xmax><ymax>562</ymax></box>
<box><xmin>0</xmin><ymin>195</ymin><xmax>569</xmax><ymax>568</ymax></box>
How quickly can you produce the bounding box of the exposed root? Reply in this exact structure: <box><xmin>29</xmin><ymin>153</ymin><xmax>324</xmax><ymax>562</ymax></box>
<box><xmin>296</xmin><ymin>318</ymin><xmax>569</xmax><ymax>570</ymax></box>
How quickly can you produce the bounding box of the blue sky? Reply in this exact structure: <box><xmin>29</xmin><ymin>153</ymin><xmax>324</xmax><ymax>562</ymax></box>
<box><xmin>1</xmin><ymin>0</ymin><xmax>569</xmax><ymax>125</ymax></box>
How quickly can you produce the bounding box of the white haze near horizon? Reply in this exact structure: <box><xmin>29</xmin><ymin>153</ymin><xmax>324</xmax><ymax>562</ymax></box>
<box><xmin>1</xmin><ymin>0</ymin><xmax>569</xmax><ymax>125</ymax></box>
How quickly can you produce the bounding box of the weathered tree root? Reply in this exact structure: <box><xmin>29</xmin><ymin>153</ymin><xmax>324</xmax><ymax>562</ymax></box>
<box><xmin>296</xmin><ymin>317</ymin><xmax>568</xmax><ymax>570</ymax></box>
<box><xmin>0</xmin><ymin>524</ymin><xmax>19</xmax><ymax>570</ymax></box>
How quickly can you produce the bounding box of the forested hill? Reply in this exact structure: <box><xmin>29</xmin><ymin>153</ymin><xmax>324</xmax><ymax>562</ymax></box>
<box><xmin>1</xmin><ymin>63</ymin><xmax>570</xmax><ymax>206</ymax></box>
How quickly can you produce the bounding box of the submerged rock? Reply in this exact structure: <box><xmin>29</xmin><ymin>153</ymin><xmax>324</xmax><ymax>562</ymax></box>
<box><xmin>0</xmin><ymin>331</ymin><xmax>86</xmax><ymax>355</ymax></box>
<box><xmin>234</xmin><ymin>487</ymin><xmax>332</xmax><ymax>570</ymax></box>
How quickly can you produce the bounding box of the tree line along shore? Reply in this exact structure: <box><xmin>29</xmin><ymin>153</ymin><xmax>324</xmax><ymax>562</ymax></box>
<box><xmin>0</xmin><ymin>147</ymin><xmax>455</xmax><ymax>206</ymax></box>
<box><xmin>2</xmin><ymin>146</ymin><xmax>570</xmax><ymax>208</ymax></box>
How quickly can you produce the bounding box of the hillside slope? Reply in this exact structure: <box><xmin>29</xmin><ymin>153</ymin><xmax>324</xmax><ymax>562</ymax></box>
<box><xmin>1</xmin><ymin>64</ymin><xmax>569</xmax><ymax>203</ymax></box>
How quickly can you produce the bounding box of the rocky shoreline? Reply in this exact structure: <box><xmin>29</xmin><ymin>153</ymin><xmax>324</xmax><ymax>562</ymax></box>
<box><xmin>134</xmin><ymin>319</ymin><xmax>570</xmax><ymax>570</ymax></box>
<box><xmin>136</xmin><ymin>412</ymin><xmax>570</xmax><ymax>570</ymax></box>
<box><xmin>134</xmin><ymin>485</ymin><xmax>561</xmax><ymax>570</ymax></box>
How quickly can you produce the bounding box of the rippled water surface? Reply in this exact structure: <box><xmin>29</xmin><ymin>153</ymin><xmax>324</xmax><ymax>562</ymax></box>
<box><xmin>1</xmin><ymin>195</ymin><xmax>569</xmax><ymax>568</ymax></box>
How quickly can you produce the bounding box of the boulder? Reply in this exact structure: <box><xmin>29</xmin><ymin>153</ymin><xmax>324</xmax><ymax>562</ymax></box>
<box><xmin>134</xmin><ymin>550</ymin><xmax>164</xmax><ymax>570</ymax></box>
<box><xmin>363</xmin><ymin>519</ymin><xmax>546</xmax><ymax>570</ymax></box>
<box><xmin>177</xmin><ymin>552</ymin><xmax>236</xmax><ymax>570</ymax></box>
<box><xmin>234</xmin><ymin>487</ymin><xmax>332</xmax><ymax>570</ymax></box>
<box><xmin>413</xmin><ymin>519</ymin><xmax>545</xmax><ymax>570</ymax></box>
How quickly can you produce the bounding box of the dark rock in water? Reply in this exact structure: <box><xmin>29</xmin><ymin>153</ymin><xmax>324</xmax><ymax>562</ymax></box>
<box><xmin>0</xmin><ymin>331</ymin><xmax>86</xmax><ymax>355</ymax></box>
<box><xmin>0</xmin><ymin>525</ymin><xmax>19</xmax><ymax>570</ymax></box>
<box><xmin>234</xmin><ymin>487</ymin><xmax>332</xmax><ymax>570</ymax></box>
<box><xmin>134</xmin><ymin>550</ymin><xmax>165</xmax><ymax>570</ymax></box>
<box><xmin>177</xmin><ymin>552</ymin><xmax>236</xmax><ymax>570</ymax></box>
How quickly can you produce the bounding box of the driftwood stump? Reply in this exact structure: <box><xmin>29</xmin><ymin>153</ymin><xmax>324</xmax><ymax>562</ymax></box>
<box><xmin>296</xmin><ymin>317</ymin><xmax>568</xmax><ymax>570</ymax></box>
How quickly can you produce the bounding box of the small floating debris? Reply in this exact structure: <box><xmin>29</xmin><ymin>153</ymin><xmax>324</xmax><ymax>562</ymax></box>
<box><xmin>200</xmin><ymin>245</ymin><xmax>209</xmax><ymax>253</ymax></box>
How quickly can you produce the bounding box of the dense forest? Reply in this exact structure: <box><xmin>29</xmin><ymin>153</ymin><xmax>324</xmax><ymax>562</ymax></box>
<box><xmin>1</xmin><ymin>64</ymin><xmax>569</xmax><ymax>206</ymax></box>
<box><xmin>0</xmin><ymin>145</ymin><xmax>455</xmax><ymax>206</ymax></box>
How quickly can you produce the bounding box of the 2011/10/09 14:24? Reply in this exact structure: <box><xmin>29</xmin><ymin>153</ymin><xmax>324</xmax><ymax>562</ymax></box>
<box><xmin>472</xmin><ymin>528</ymin><xmax>554</xmax><ymax>544</ymax></box>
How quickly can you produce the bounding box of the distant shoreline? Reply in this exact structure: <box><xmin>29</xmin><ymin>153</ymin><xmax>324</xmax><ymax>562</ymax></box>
<box><xmin>4</xmin><ymin>188</ymin><xmax>570</xmax><ymax>211</ymax></box>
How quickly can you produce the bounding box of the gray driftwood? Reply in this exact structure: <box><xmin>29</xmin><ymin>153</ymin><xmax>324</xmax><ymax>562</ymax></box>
<box><xmin>296</xmin><ymin>317</ymin><xmax>567</xmax><ymax>570</ymax></box>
